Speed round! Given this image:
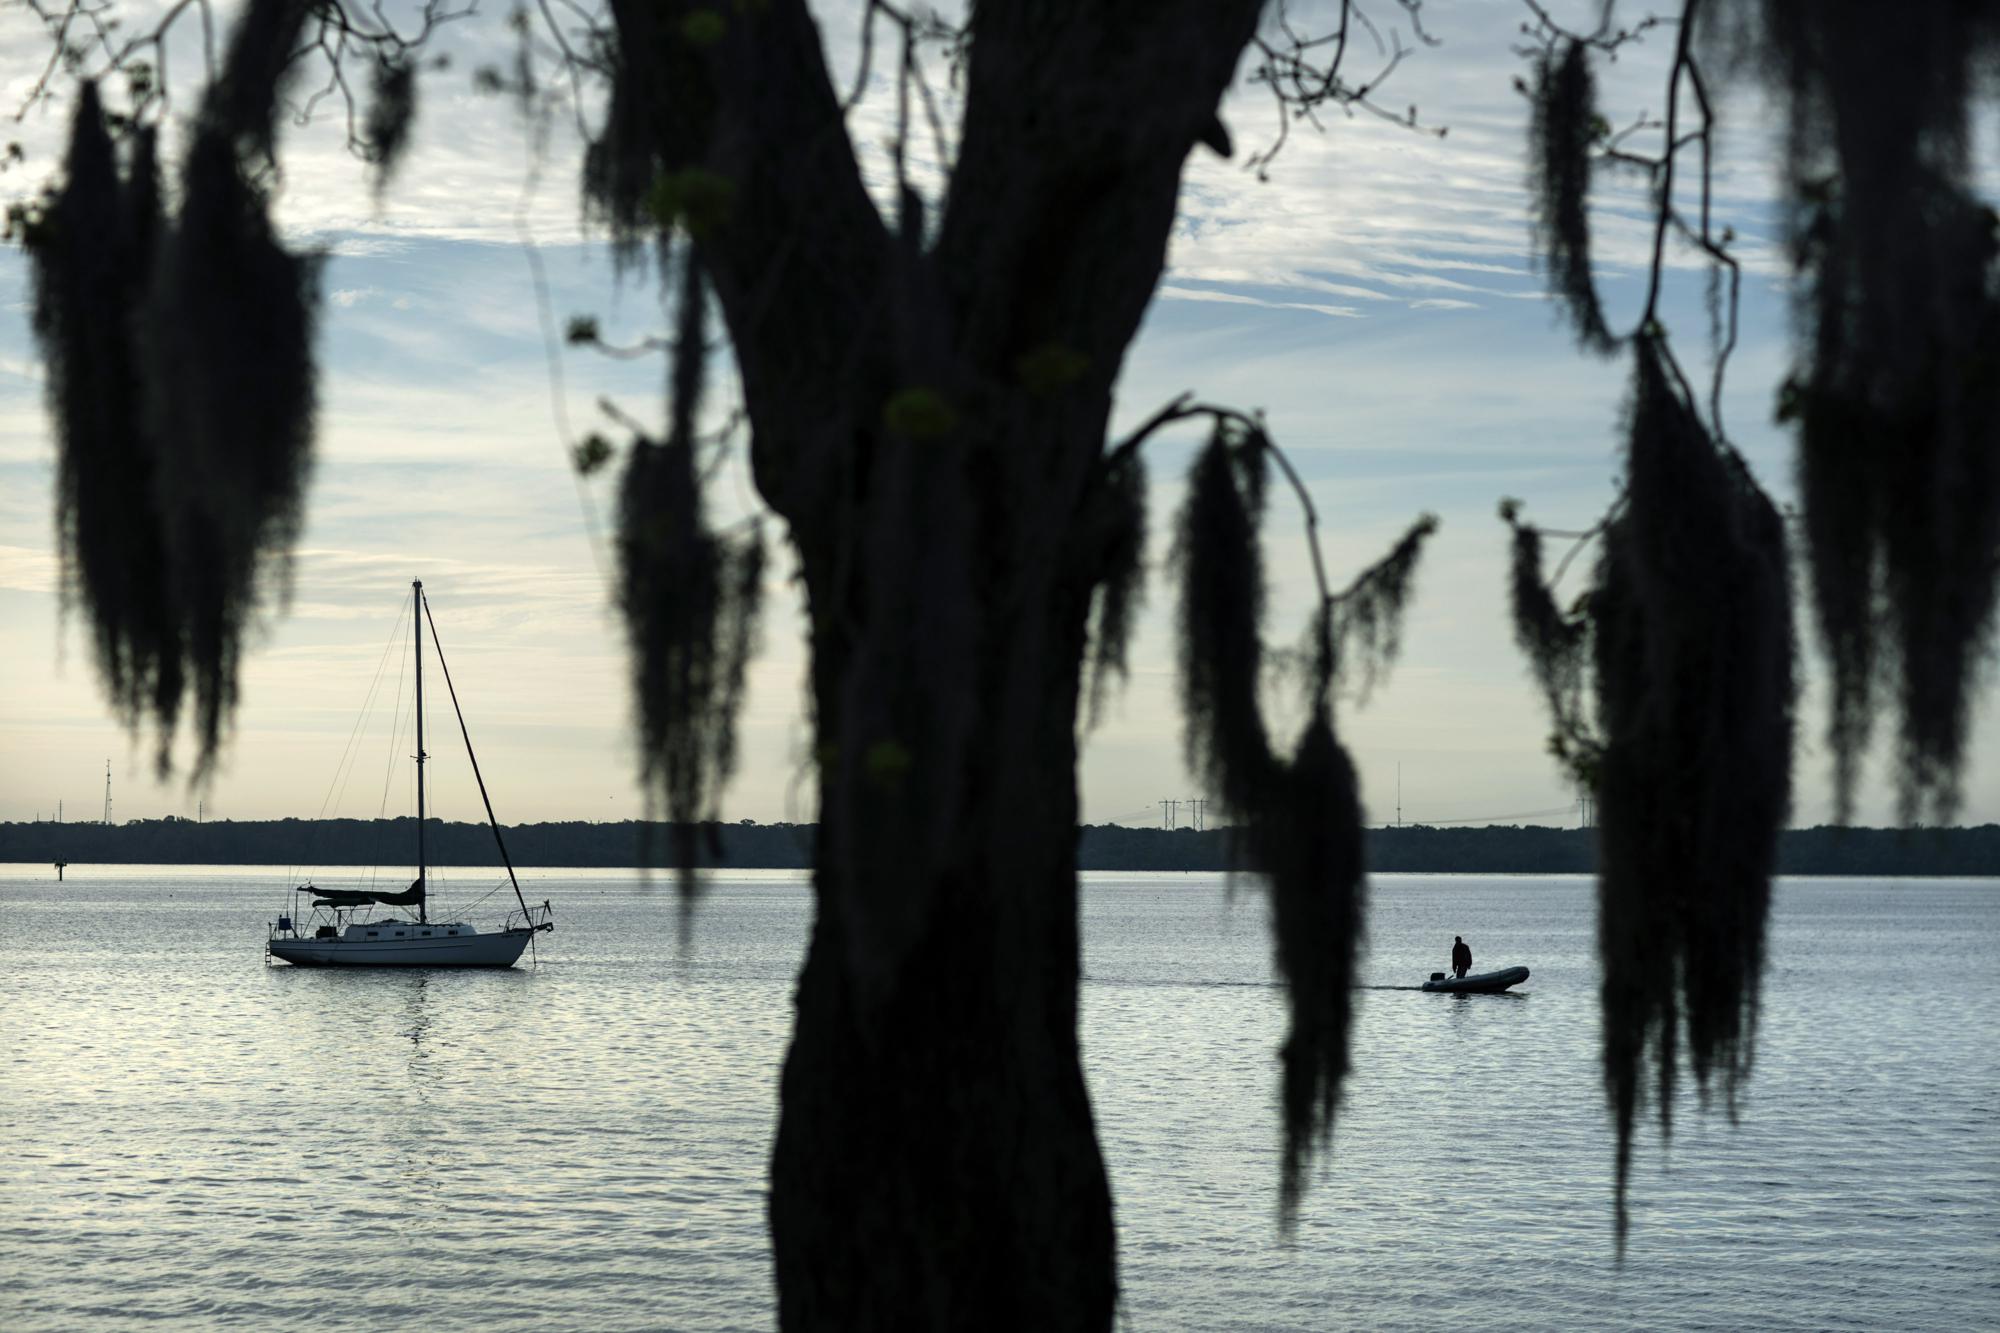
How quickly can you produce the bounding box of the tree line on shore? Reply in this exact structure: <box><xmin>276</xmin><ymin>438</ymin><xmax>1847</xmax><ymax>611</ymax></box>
<box><xmin>4</xmin><ymin>817</ymin><xmax>1994</xmax><ymax>877</ymax></box>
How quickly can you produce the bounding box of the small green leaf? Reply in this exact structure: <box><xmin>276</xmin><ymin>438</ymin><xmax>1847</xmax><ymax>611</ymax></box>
<box><xmin>572</xmin><ymin>432</ymin><xmax>615</xmax><ymax>476</ymax></box>
<box><xmin>1774</xmin><ymin>377</ymin><xmax>1803</xmax><ymax>424</ymax></box>
<box><xmin>1014</xmin><ymin>342</ymin><xmax>1091</xmax><ymax>395</ymax></box>
<box><xmin>864</xmin><ymin>738</ymin><xmax>913</xmax><ymax>786</ymax></box>
<box><xmin>882</xmin><ymin>387</ymin><xmax>957</xmax><ymax>438</ymax></box>
<box><xmin>647</xmin><ymin>168</ymin><xmax>736</xmax><ymax>236</ymax></box>
<box><xmin>681</xmin><ymin>10</ymin><xmax>726</xmax><ymax>46</ymax></box>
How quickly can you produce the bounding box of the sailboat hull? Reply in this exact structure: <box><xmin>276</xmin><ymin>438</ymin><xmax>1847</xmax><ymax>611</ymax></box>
<box><xmin>268</xmin><ymin>928</ymin><xmax>536</xmax><ymax>968</ymax></box>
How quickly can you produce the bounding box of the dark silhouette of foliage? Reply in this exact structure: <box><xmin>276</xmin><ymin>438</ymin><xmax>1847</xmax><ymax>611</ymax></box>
<box><xmin>29</xmin><ymin>85</ymin><xmax>183</xmax><ymax>760</ymax></box>
<box><xmin>1593</xmin><ymin>339</ymin><xmax>1793</xmax><ymax>1247</ymax></box>
<box><xmin>1176</xmin><ymin>427</ymin><xmax>1278</xmax><ymax>805</ymax></box>
<box><xmin>1174</xmin><ymin>421</ymin><xmax>1432</xmax><ymax>1225</ymax></box>
<box><xmin>1708</xmin><ymin>0</ymin><xmax>2000</xmax><ymax>824</ymax></box>
<box><xmin>13</xmin><ymin>815</ymin><xmax>1995</xmax><ymax>877</ymax></box>
<box><xmin>25</xmin><ymin>0</ymin><xmax>322</xmax><ymax>777</ymax></box>
<box><xmin>144</xmin><ymin>119</ymin><xmax>322</xmax><ymax>774</ymax></box>
<box><xmin>1501</xmin><ymin>502</ymin><xmax>1599</xmax><ymax>781</ymax></box>
<box><xmin>364</xmin><ymin>57</ymin><xmax>418</xmax><ymax>195</ymax></box>
<box><xmin>1084</xmin><ymin>449</ymin><xmax>1148</xmax><ymax>726</ymax></box>
<box><xmin>1528</xmin><ymin>38</ymin><xmax>1615</xmax><ymax>353</ymax></box>
<box><xmin>1509</xmin><ymin>338</ymin><xmax>1793</xmax><ymax>1248</ymax></box>
<box><xmin>202</xmin><ymin>0</ymin><xmax>311</xmax><ymax>164</ymax></box>
<box><xmin>1330</xmin><ymin>509</ymin><xmax>1440</xmax><ymax>700</ymax></box>
<box><xmin>1510</xmin><ymin>0</ymin><xmax>1997</xmax><ymax>1246</ymax></box>
<box><xmin>618</xmin><ymin>252</ymin><xmax>764</xmax><ymax>884</ymax></box>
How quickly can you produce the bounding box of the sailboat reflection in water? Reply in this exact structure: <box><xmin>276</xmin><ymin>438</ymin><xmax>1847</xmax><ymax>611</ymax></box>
<box><xmin>267</xmin><ymin>580</ymin><xmax>554</xmax><ymax>968</ymax></box>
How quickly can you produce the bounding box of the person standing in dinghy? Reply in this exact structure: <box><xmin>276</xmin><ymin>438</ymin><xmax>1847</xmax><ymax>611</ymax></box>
<box><xmin>1451</xmin><ymin>936</ymin><xmax>1472</xmax><ymax>979</ymax></box>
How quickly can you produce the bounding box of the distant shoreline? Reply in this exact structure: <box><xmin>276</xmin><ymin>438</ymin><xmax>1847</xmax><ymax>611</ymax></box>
<box><xmin>3</xmin><ymin>818</ymin><xmax>1995</xmax><ymax>877</ymax></box>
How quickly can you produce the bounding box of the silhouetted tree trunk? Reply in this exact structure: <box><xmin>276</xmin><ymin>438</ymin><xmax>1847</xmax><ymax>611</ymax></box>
<box><xmin>597</xmin><ymin>1</ymin><xmax>1265</xmax><ymax>1323</ymax></box>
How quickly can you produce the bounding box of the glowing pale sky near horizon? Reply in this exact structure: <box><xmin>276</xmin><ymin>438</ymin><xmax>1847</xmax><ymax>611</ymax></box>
<box><xmin>2</xmin><ymin>0</ymin><xmax>1995</xmax><ymax>830</ymax></box>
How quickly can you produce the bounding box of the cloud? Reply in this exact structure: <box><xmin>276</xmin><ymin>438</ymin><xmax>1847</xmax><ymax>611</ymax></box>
<box><xmin>1156</xmin><ymin>285</ymin><xmax>1363</xmax><ymax>319</ymax></box>
<box><xmin>0</xmin><ymin>543</ymin><xmax>56</xmax><ymax>593</ymax></box>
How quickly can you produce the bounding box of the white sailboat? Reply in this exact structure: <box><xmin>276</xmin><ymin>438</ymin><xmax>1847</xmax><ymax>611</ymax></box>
<box><xmin>267</xmin><ymin>579</ymin><xmax>554</xmax><ymax>968</ymax></box>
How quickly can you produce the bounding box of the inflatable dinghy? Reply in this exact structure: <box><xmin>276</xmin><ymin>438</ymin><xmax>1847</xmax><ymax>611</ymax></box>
<box><xmin>1422</xmin><ymin>965</ymin><xmax>1529</xmax><ymax>994</ymax></box>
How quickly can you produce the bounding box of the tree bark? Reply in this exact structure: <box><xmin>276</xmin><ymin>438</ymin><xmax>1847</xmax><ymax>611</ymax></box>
<box><xmin>602</xmin><ymin>2</ymin><xmax>1267</xmax><ymax>1325</ymax></box>
<box><xmin>770</xmin><ymin>567</ymin><xmax>1113</xmax><ymax>1328</ymax></box>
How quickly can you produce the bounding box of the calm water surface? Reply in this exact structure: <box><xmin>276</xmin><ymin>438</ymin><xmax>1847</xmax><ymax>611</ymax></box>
<box><xmin>2</xmin><ymin>866</ymin><xmax>1994</xmax><ymax>1329</ymax></box>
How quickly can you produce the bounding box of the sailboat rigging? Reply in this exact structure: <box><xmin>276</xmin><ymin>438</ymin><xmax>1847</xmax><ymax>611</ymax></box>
<box><xmin>267</xmin><ymin>580</ymin><xmax>554</xmax><ymax>967</ymax></box>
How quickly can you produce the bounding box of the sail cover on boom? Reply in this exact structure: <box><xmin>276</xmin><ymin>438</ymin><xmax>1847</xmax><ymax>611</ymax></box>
<box><xmin>309</xmin><ymin>877</ymin><xmax>425</xmax><ymax>907</ymax></box>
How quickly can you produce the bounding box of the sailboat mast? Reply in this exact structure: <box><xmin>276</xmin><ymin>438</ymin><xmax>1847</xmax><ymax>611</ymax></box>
<box><xmin>413</xmin><ymin>579</ymin><xmax>428</xmax><ymax>923</ymax></box>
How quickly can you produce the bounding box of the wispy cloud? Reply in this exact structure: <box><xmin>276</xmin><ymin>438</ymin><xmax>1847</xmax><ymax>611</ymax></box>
<box><xmin>1157</xmin><ymin>285</ymin><xmax>1363</xmax><ymax>319</ymax></box>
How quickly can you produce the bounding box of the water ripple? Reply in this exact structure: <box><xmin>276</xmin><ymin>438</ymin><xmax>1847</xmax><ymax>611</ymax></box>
<box><xmin>1</xmin><ymin>868</ymin><xmax>1994</xmax><ymax>1329</ymax></box>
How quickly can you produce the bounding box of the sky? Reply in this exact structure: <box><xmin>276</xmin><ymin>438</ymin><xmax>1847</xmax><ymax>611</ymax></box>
<box><xmin>1</xmin><ymin>0</ymin><xmax>1995</xmax><ymax>831</ymax></box>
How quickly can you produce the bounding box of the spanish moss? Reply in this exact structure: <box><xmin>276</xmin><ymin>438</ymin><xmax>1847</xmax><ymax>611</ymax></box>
<box><xmin>619</xmin><ymin>252</ymin><xmax>763</xmax><ymax>888</ymax></box>
<box><xmin>1175</xmin><ymin>424</ymin><xmax>1276</xmax><ymax>810</ymax></box>
<box><xmin>142</xmin><ymin>119</ymin><xmax>322</xmax><ymax>775</ymax></box>
<box><xmin>1592</xmin><ymin>339</ymin><xmax>1793</xmax><ymax>1248</ymax></box>
<box><xmin>365</xmin><ymin>58</ymin><xmax>418</xmax><ymax>196</ymax></box>
<box><xmin>1501</xmin><ymin>503</ymin><xmax>1597</xmax><ymax>779</ymax></box>
<box><xmin>1528</xmin><ymin>39</ymin><xmax>1615</xmax><ymax>355</ymax></box>
<box><xmin>1174</xmin><ymin>424</ymin><xmax>1429</xmax><ymax>1228</ymax></box>
<box><xmin>582</xmin><ymin>9</ymin><xmax>717</xmax><ymax>270</ymax></box>
<box><xmin>1083</xmin><ymin>449</ymin><xmax>1148</xmax><ymax>726</ymax></box>
<box><xmin>1331</xmin><ymin>512</ymin><xmax>1441</xmax><ymax>700</ymax></box>
<box><xmin>1713</xmin><ymin>0</ymin><xmax>2000</xmax><ymax>821</ymax></box>
<box><xmin>205</xmin><ymin>0</ymin><xmax>313</xmax><ymax>164</ymax></box>
<box><xmin>28</xmin><ymin>87</ymin><xmax>183</xmax><ymax>763</ymax></box>
<box><xmin>1261</xmin><ymin>707</ymin><xmax>1364</xmax><ymax>1226</ymax></box>
<box><xmin>619</xmin><ymin>436</ymin><xmax>766</xmax><ymax>882</ymax></box>
<box><xmin>31</xmin><ymin>0</ymin><xmax>320</xmax><ymax>779</ymax></box>
<box><xmin>581</xmin><ymin>48</ymin><xmax>655</xmax><ymax>265</ymax></box>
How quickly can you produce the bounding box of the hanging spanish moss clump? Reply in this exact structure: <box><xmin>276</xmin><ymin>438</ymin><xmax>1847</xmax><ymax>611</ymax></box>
<box><xmin>1174</xmin><ymin>422</ymin><xmax>1432</xmax><ymax>1226</ymax></box>
<box><xmin>364</xmin><ymin>58</ymin><xmax>418</xmax><ymax>197</ymax></box>
<box><xmin>1258</xmin><ymin>702</ymin><xmax>1364</xmax><ymax>1225</ymax></box>
<box><xmin>1712</xmin><ymin>0</ymin><xmax>2000</xmax><ymax>821</ymax></box>
<box><xmin>1176</xmin><ymin>427</ymin><xmax>1276</xmax><ymax>803</ymax></box>
<box><xmin>202</xmin><ymin>0</ymin><xmax>312</xmax><ymax>164</ymax></box>
<box><xmin>1083</xmin><ymin>449</ymin><xmax>1148</xmax><ymax>725</ymax></box>
<box><xmin>28</xmin><ymin>87</ymin><xmax>183</xmax><ymax>760</ymax></box>
<box><xmin>581</xmin><ymin>9</ymin><xmax>715</xmax><ymax>269</ymax></box>
<box><xmin>142</xmin><ymin>118</ymin><xmax>322</xmax><ymax>774</ymax></box>
<box><xmin>1501</xmin><ymin>503</ymin><xmax>1598</xmax><ymax>779</ymax></box>
<box><xmin>1511</xmin><ymin>340</ymin><xmax>1793</xmax><ymax>1247</ymax></box>
<box><xmin>619</xmin><ymin>252</ymin><xmax>764</xmax><ymax>886</ymax></box>
<box><xmin>581</xmin><ymin>48</ymin><xmax>654</xmax><ymax>265</ymax></box>
<box><xmin>25</xmin><ymin>0</ymin><xmax>323</xmax><ymax>776</ymax></box>
<box><xmin>1329</xmin><ymin>513</ymin><xmax>1439</xmax><ymax>700</ymax></box>
<box><xmin>1528</xmin><ymin>38</ymin><xmax>1615</xmax><ymax>355</ymax></box>
<box><xmin>619</xmin><ymin>439</ymin><xmax>766</xmax><ymax>879</ymax></box>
